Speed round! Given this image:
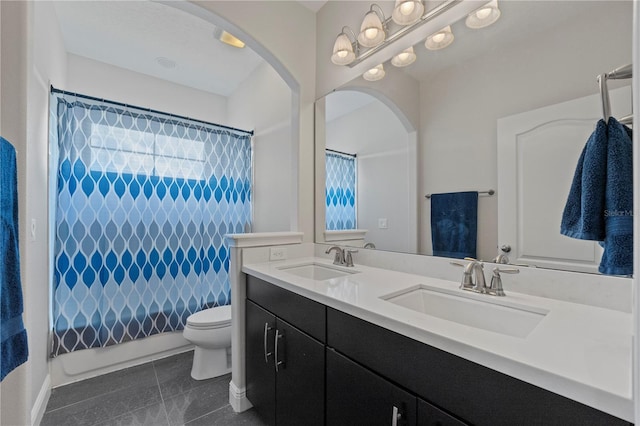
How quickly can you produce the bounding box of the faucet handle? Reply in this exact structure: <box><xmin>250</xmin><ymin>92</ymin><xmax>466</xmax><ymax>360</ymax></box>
<box><xmin>344</xmin><ymin>249</ymin><xmax>358</xmax><ymax>267</ymax></box>
<box><xmin>451</xmin><ymin>261</ymin><xmax>474</xmax><ymax>289</ymax></box>
<box><xmin>489</xmin><ymin>267</ymin><xmax>519</xmax><ymax>296</ymax></box>
<box><xmin>494</xmin><ymin>267</ymin><xmax>520</xmax><ymax>274</ymax></box>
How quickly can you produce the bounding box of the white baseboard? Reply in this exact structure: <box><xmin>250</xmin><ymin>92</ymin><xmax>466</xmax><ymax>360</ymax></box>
<box><xmin>229</xmin><ymin>380</ymin><xmax>252</xmax><ymax>413</ymax></box>
<box><xmin>31</xmin><ymin>374</ymin><xmax>51</xmax><ymax>426</ymax></box>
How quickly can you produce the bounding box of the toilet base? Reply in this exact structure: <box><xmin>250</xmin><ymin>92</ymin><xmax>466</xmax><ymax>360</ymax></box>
<box><xmin>191</xmin><ymin>346</ymin><xmax>231</xmax><ymax>380</ymax></box>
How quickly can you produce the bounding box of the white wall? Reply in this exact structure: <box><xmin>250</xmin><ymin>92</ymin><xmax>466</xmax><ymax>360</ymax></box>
<box><xmin>227</xmin><ymin>62</ymin><xmax>292</xmax><ymax>232</ymax></box>
<box><xmin>195</xmin><ymin>1</ymin><xmax>317</xmax><ymax>240</ymax></box>
<box><xmin>326</xmin><ymin>100</ymin><xmax>412</xmax><ymax>252</ymax></box>
<box><xmin>65</xmin><ymin>54</ymin><xmax>227</xmax><ymax>124</ymax></box>
<box><xmin>25</xmin><ymin>2</ymin><xmax>69</xmax><ymax>423</ymax></box>
<box><xmin>358</xmin><ymin>152</ymin><xmax>412</xmax><ymax>252</ymax></box>
<box><xmin>419</xmin><ymin>2</ymin><xmax>633</xmax><ymax>261</ymax></box>
<box><xmin>1</xmin><ymin>1</ymin><xmax>31</xmax><ymax>425</ymax></box>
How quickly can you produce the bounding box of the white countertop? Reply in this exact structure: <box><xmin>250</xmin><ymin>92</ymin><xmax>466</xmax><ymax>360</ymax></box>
<box><xmin>242</xmin><ymin>257</ymin><xmax>634</xmax><ymax>422</ymax></box>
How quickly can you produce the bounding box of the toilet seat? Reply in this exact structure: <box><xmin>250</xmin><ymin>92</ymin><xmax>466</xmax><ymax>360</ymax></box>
<box><xmin>186</xmin><ymin>305</ymin><xmax>231</xmax><ymax>330</ymax></box>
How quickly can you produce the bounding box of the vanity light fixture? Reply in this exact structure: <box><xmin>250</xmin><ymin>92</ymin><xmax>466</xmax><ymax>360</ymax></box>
<box><xmin>357</xmin><ymin>4</ymin><xmax>387</xmax><ymax>48</ymax></box>
<box><xmin>330</xmin><ymin>0</ymin><xmax>500</xmax><ymax>78</ymax></box>
<box><xmin>363</xmin><ymin>64</ymin><xmax>386</xmax><ymax>81</ymax></box>
<box><xmin>392</xmin><ymin>0</ymin><xmax>424</xmax><ymax>26</ymax></box>
<box><xmin>391</xmin><ymin>46</ymin><xmax>416</xmax><ymax>67</ymax></box>
<box><xmin>425</xmin><ymin>25</ymin><xmax>454</xmax><ymax>50</ymax></box>
<box><xmin>331</xmin><ymin>27</ymin><xmax>358</xmax><ymax>65</ymax></box>
<box><xmin>465</xmin><ymin>0</ymin><xmax>501</xmax><ymax>29</ymax></box>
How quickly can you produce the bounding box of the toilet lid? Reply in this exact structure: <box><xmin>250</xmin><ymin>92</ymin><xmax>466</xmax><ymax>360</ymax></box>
<box><xmin>187</xmin><ymin>305</ymin><xmax>231</xmax><ymax>329</ymax></box>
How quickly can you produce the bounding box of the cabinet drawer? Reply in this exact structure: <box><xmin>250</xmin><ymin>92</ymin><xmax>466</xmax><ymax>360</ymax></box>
<box><xmin>326</xmin><ymin>348</ymin><xmax>416</xmax><ymax>426</ymax></box>
<box><xmin>327</xmin><ymin>308</ymin><xmax>629</xmax><ymax>426</ymax></box>
<box><xmin>247</xmin><ymin>275</ymin><xmax>326</xmax><ymax>342</ymax></box>
<box><xmin>417</xmin><ymin>399</ymin><xmax>467</xmax><ymax>426</ymax></box>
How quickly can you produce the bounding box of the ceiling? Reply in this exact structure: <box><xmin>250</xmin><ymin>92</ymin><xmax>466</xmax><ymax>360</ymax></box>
<box><xmin>297</xmin><ymin>1</ymin><xmax>329</xmax><ymax>13</ymax></box>
<box><xmin>51</xmin><ymin>1</ymin><xmax>618</xmax><ymax>107</ymax></box>
<box><xmin>53</xmin><ymin>1</ymin><xmax>266</xmax><ymax>97</ymax></box>
<box><xmin>399</xmin><ymin>1</ymin><xmax>609</xmax><ymax>83</ymax></box>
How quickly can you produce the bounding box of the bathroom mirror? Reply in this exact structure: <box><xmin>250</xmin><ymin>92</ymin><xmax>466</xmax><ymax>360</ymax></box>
<box><xmin>315</xmin><ymin>1</ymin><xmax>633</xmax><ymax>273</ymax></box>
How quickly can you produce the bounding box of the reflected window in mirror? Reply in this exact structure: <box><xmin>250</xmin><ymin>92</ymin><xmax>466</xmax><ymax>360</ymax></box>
<box><xmin>325</xmin><ymin>150</ymin><xmax>357</xmax><ymax>230</ymax></box>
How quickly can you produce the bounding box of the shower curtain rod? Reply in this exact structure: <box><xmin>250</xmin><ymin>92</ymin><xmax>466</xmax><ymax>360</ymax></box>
<box><xmin>326</xmin><ymin>148</ymin><xmax>357</xmax><ymax>157</ymax></box>
<box><xmin>50</xmin><ymin>86</ymin><xmax>254</xmax><ymax>136</ymax></box>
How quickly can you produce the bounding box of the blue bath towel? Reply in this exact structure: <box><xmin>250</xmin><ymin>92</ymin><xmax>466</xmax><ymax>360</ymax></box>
<box><xmin>561</xmin><ymin>118</ymin><xmax>633</xmax><ymax>275</ymax></box>
<box><xmin>431</xmin><ymin>191</ymin><xmax>478</xmax><ymax>259</ymax></box>
<box><xmin>1</xmin><ymin>137</ymin><xmax>28</xmax><ymax>381</ymax></box>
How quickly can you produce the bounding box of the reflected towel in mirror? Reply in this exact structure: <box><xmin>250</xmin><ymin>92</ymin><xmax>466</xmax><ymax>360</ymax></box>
<box><xmin>431</xmin><ymin>191</ymin><xmax>478</xmax><ymax>259</ymax></box>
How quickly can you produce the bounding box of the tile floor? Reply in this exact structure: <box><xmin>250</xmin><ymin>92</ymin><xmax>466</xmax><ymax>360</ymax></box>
<box><xmin>41</xmin><ymin>351</ymin><xmax>266</xmax><ymax>426</ymax></box>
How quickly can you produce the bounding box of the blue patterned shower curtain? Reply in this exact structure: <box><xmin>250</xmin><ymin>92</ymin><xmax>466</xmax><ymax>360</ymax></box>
<box><xmin>50</xmin><ymin>92</ymin><xmax>252</xmax><ymax>355</ymax></box>
<box><xmin>325</xmin><ymin>151</ymin><xmax>356</xmax><ymax>230</ymax></box>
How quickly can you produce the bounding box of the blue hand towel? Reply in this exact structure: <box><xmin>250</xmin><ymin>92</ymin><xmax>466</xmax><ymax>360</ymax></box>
<box><xmin>0</xmin><ymin>136</ymin><xmax>28</xmax><ymax>381</ymax></box>
<box><xmin>431</xmin><ymin>191</ymin><xmax>478</xmax><ymax>259</ymax></box>
<box><xmin>560</xmin><ymin>120</ymin><xmax>608</xmax><ymax>241</ymax></box>
<box><xmin>600</xmin><ymin>119</ymin><xmax>633</xmax><ymax>275</ymax></box>
<box><xmin>560</xmin><ymin>118</ymin><xmax>633</xmax><ymax>275</ymax></box>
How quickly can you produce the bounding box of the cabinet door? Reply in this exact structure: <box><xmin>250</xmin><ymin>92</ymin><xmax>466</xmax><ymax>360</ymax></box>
<box><xmin>326</xmin><ymin>348</ymin><xmax>416</xmax><ymax>426</ymax></box>
<box><xmin>246</xmin><ymin>300</ymin><xmax>276</xmax><ymax>426</ymax></box>
<box><xmin>417</xmin><ymin>399</ymin><xmax>467</xmax><ymax>426</ymax></box>
<box><xmin>275</xmin><ymin>319</ymin><xmax>325</xmax><ymax>426</ymax></box>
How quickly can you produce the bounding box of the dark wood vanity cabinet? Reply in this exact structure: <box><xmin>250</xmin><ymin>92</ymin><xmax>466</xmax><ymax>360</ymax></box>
<box><xmin>327</xmin><ymin>307</ymin><xmax>631</xmax><ymax>426</ymax></box>
<box><xmin>246</xmin><ymin>276</ymin><xmax>325</xmax><ymax>426</ymax></box>
<box><xmin>246</xmin><ymin>275</ymin><xmax>631</xmax><ymax>426</ymax></box>
<box><xmin>326</xmin><ymin>347</ymin><xmax>418</xmax><ymax>426</ymax></box>
<box><xmin>327</xmin><ymin>347</ymin><xmax>465</xmax><ymax>426</ymax></box>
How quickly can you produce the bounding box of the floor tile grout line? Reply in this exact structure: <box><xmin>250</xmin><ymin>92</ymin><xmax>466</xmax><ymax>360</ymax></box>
<box><xmin>44</xmin><ymin>371</ymin><xmax>159</xmax><ymax>415</ymax></box>
<box><xmin>182</xmin><ymin>403</ymin><xmax>232</xmax><ymax>426</ymax></box>
<box><xmin>45</xmin><ymin>364</ymin><xmax>157</xmax><ymax>413</ymax></box>
<box><xmin>152</xmin><ymin>360</ymin><xmax>173</xmax><ymax>426</ymax></box>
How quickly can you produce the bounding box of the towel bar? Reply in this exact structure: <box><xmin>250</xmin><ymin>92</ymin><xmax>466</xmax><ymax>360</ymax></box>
<box><xmin>425</xmin><ymin>189</ymin><xmax>494</xmax><ymax>199</ymax></box>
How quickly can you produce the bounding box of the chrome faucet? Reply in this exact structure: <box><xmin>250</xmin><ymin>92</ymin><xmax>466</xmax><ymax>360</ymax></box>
<box><xmin>464</xmin><ymin>258</ymin><xmax>487</xmax><ymax>292</ymax></box>
<box><xmin>325</xmin><ymin>246</ymin><xmax>344</xmax><ymax>265</ymax></box>
<box><xmin>451</xmin><ymin>258</ymin><xmax>518</xmax><ymax>296</ymax></box>
<box><xmin>325</xmin><ymin>246</ymin><xmax>358</xmax><ymax>267</ymax></box>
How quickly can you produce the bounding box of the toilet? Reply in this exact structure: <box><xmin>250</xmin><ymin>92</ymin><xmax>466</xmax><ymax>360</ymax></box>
<box><xmin>183</xmin><ymin>305</ymin><xmax>232</xmax><ymax>380</ymax></box>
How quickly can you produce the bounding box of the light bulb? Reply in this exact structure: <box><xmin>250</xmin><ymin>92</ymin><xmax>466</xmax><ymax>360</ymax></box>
<box><xmin>475</xmin><ymin>7</ymin><xmax>492</xmax><ymax>20</ymax></box>
<box><xmin>337</xmin><ymin>50</ymin><xmax>348</xmax><ymax>58</ymax></box>
<box><xmin>363</xmin><ymin>64</ymin><xmax>385</xmax><ymax>81</ymax></box>
<box><xmin>432</xmin><ymin>32</ymin><xmax>445</xmax><ymax>43</ymax></box>
<box><xmin>465</xmin><ymin>1</ymin><xmax>501</xmax><ymax>29</ymax></box>
<box><xmin>400</xmin><ymin>2</ymin><xmax>415</xmax><ymax>15</ymax></box>
<box><xmin>365</xmin><ymin>28</ymin><xmax>379</xmax><ymax>40</ymax></box>
<box><xmin>398</xmin><ymin>52</ymin><xmax>409</xmax><ymax>61</ymax></box>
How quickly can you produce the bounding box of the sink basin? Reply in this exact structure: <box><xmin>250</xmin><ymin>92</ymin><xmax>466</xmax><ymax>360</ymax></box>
<box><xmin>382</xmin><ymin>285</ymin><xmax>548</xmax><ymax>338</ymax></box>
<box><xmin>278</xmin><ymin>262</ymin><xmax>359</xmax><ymax>281</ymax></box>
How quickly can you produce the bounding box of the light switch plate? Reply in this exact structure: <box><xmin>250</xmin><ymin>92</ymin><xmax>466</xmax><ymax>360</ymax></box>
<box><xmin>378</xmin><ymin>218</ymin><xmax>388</xmax><ymax>229</ymax></box>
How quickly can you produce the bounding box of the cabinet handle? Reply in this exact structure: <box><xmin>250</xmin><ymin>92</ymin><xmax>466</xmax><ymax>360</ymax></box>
<box><xmin>263</xmin><ymin>323</ymin><xmax>273</xmax><ymax>364</ymax></box>
<box><xmin>391</xmin><ymin>405</ymin><xmax>402</xmax><ymax>426</ymax></box>
<box><xmin>274</xmin><ymin>329</ymin><xmax>285</xmax><ymax>372</ymax></box>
